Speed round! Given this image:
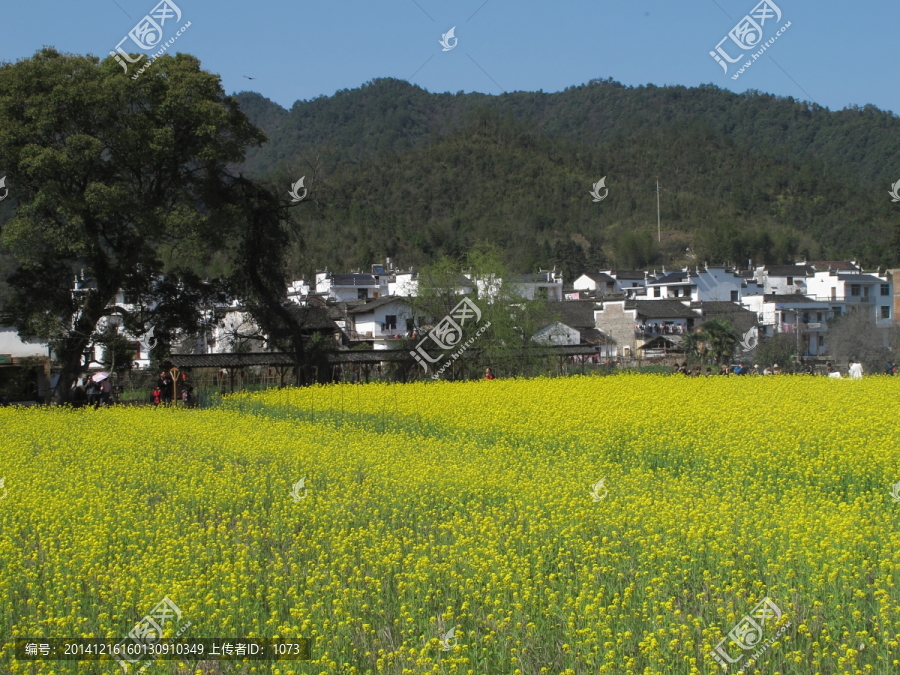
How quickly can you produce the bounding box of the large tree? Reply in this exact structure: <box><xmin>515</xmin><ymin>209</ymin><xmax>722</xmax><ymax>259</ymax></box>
<box><xmin>0</xmin><ymin>48</ymin><xmax>297</xmax><ymax>401</ymax></box>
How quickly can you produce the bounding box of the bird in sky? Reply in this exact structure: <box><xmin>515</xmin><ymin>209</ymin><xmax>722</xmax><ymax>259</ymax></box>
<box><xmin>243</xmin><ymin>76</ymin><xmax>256</xmax><ymax>80</ymax></box>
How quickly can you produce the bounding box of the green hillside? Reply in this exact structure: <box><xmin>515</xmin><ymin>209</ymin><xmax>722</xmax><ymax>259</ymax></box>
<box><xmin>230</xmin><ymin>78</ymin><xmax>900</xmax><ymax>276</ymax></box>
<box><xmin>261</xmin><ymin>107</ymin><xmax>897</xmax><ymax>277</ymax></box>
<box><xmin>235</xmin><ymin>78</ymin><xmax>900</xmax><ymax>188</ymax></box>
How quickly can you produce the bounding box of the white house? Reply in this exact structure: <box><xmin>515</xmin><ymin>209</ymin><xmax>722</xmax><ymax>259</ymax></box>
<box><xmin>598</xmin><ymin>270</ymin><xmax>652</xmax><ymax>296</ymax></box>
<box><xmin>753</xmin><ymin>264</ymin><xmax>814</xmax><ymax>295</ymax></box>
<box><xmin>804</xmin><ymin>269</ymin><xmax>893</xmax><ymax>327</ymax></box>
<box><xmin>466</xmin><ymin>270</ymin><xmax>563</xmax><ymax>302</ymax></box>
<box><xmin>315</xmin><ymin>272</ymin><xmax>389</xmax><ymax>301</ymax></box>
<box><xmin>532</xmin><ymin>322</ymin><xmax>581</xmax><ymax>346</ymax></box>
<box><xmin>741</xmin><ymin>294</ymin><xmax>836</xmax><ymax>356</ymax></box>
<box><xmin>389</xmin><ymin>271</ymin><xmax>419</xmax><ymax>297</ymax></box>
<box><xmin>646</xmin><ymin>266</ymin><xmax>762</xmax><ymax>302</ymax></box>
<box><xmin>347</xmin><ymin>297</ymin><xmax>416</xmax><ymax>349</ymax></box>
<box><xmin>506</xmin><ymin>271</ymin><xmax>564</xmax><ymax>301</ymax></box>
<box><xmin>573</xmin><ymin>272</ymin><xmax>618</xmax><ymax>295</ymax></box>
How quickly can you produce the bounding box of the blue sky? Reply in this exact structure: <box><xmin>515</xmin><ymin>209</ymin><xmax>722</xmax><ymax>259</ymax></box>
<box><xmin>2</xmin><ymin>0</ymin><xmax>898</xmax><ymax>115</ymax></box>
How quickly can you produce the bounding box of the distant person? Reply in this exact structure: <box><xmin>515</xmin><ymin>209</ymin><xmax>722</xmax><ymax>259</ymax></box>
<box><xmin>849</xmin><ymin>359</ymin><xmax>863</xmax><ymax>380</ymax></box>
<box><xmin>825</xmin><ymin>362</ymin><xmax>833</xmax><ymax>376</ymax></box>
<box><xmin>98</xmin><ymin>377</ymin><xmax>112</xmax><ymax>406</ymax></box>
<box><xmin>886</xmin><ymin>361</ymin><xmax>895</xmax><ymax>376</ymax></box>
<box><xmin>751</xmin><ymin>364</ymin><xmax>760</xmax><ymax>375</ymax></box>
<box><xmin>773</xmin><ymin>364</ymin><xmax>782</xmax><ymax>375</ymax></box>
<box><xmin>1</xmin><ymin>394</ymin><xmax>9</xmax><ymax>407</ymax></box>
<box><xmin>85</xmin><ymin>378</ymin><xmax>100</xmax><ymax>407</ymax></box>
<box><xmin>159</xmin><ymin>373</ymin><xmax>173</xmax><ymax>404</ymax></box>
<box><xmin>706</xmin><ymin>367</ymin><xmax>712</xmax><ymax>376</ymax></box>
<box><xmin>763</xmin><ymin>366</ymin><xmax>772</xmax><ymax>375</ymax></box>
<box><xmin>151</xmin><ymin>388</ymin><xmax>161</xmax><ymax>406</ymax></box>
<box><xmin>485</xmin><ymin>367</ymin><xmax>495</xmax><ymax>380</ymax></box>
<box><xmin>719</xmin><ymin>365</ymin><xmax>729</xmax><ymax>376</ymax></box>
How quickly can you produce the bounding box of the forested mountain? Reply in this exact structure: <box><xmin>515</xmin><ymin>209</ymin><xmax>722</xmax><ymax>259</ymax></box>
<box><xmin>278</xmin><ymin>109</ymin><xmax>896</xmax><ymax>279</ymax></box>
<box><xmin>230</xmin><ymin>77</ymin><xmax>900</xmax><ymax>277</ymax></box>
<box><xmin>235</xmin><ymin>78</ymin><xmax>900</xmax><ymax>187</ymax></box>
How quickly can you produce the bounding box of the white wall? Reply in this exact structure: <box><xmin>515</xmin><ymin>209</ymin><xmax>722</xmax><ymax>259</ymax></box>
<box><xmin>692</xmin><ymin>268</ymin><xmax>762</xmax><ymax>302</ymax></box>
<box><xmin>352</xmin><ymin>302</ymin><xmax>414</xmax><ymax>338</ymax></box>
<box><xmin>533</xmin><ymin>322</ymin><xmax>580</xmax><ymax>345</ymax></box>
<box><xmin>0</xmin><ymin>327</ymin><xmax>48</xmax><ymax>359</ymax></box>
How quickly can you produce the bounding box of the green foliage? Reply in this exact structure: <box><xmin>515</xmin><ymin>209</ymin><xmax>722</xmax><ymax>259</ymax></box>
<box><xmin>0</xmin><ymin>48</ymin><xmax>277</xmax><ymax>399</ymax></box>
<box><xmin>700</xmin><ymin>318</ymin><xmax>739</xmax><ymax>365</ymax></box>
<box><xmin>236</xmin><ymin>78</ymin><xmax>900</xmax><ymax>188</ymax></box>
<box><xmin>276</xmin><ymin>110</ymin><xmax>897</xmax><ymax>273</ymax></box>
<box><xmin>97</xmin><ymin>325</ymin><xmax>136</xmax><ymax>374</ymax></box>
<box><xmin>407</xmin><ymin>246</ymin><xmax>556</xmax><ymax>380</ymax></box>
<box><xmin>825</xmin><ymin>307</ymin><xmax>892</xmax><ymax>373</ymax></box>
<box><xmin>754</xmin><ymin>333</ymin><xmax>797</xmax><ymax>369</ymax></box>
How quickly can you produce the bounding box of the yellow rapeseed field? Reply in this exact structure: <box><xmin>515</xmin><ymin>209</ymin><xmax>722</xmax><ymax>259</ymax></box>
<box><xmin>1</xmin><ymin>374</ymin><xmax>899</xmax><ymax>675</ymax></box>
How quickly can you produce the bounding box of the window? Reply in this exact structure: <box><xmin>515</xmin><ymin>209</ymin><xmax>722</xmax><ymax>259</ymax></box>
<box><xmin>882</xmin><ymin>284</ymin><xmax>890</xmax><ymax>296</ymax></box>
<box><xmin>384</xmin><ymin>315</ymin><xmax>397</xmax><ymax>330</ymax></box>
<box><xmin>832</xmin><ymin>306</ymin><xmax>842</xmax><ymax>316</ymax></box>
<box><xmin>730</xmin><ymin>290</ymin><xmax>739</xmax><ymax>302</ymax></box>
<box><xmin>816</xmin><ymin>312</ymin><xmax>822</xmax><ymax>322</ymax></box>
<box><xmin>803</xmin><ymin>312</ymin><xmax>809</xmax><ymax>323</ymax></box>
<box><xmin>123</xmin><ymin>292</ymin><xmax>139</xmax><ymax>305</ymax></box>
<box><xmin>882</xmin><ymin>306</ymin><xmax>891</xmax><ymax>319</ymax></box>
<box><xmin>606</xmin><ymin>282</ymin><xmax>614</xmax><ymax>289</ymax></box>
<box><xmin>851</xmin><ymin>284</ymin><xmax>860</xmax><ymax>296</ymax></box>
<box><xmin>653</xmin><ymin>287</ymin><xmax>661</xmax><ymax>298</ymax></box>
<box><xmin>358</xmin><ymin>289</ymin><xmax>368</xmax><ymax>299</ymax></box>
<box><xmin>786</xmin><ymin>277</ymin><xmax>793</xmax><ymax>286</ymax></box>
<box><xmin>863</xmin><ymin>286</ymin><xmax>870</xmax><ymax>297</ymax></box>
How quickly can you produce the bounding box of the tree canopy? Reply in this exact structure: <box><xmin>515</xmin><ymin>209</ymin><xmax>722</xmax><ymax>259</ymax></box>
<box><xmin>0</xmin><ymin>48</ymin><xmax>298</xmax><ymax>399</ymax></box>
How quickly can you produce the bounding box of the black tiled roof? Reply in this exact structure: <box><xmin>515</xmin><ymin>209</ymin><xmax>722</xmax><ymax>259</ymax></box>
<box><xmin>605</xmin><ymin>270</ymin><xmax>646</xmax><ymax>280</ymax></box>
<box><xmin>835</xmin><ymin>274</ymin><xmax>886</xmax><ymax>283</ymax></box>
<box><xmin>625</xmin><ymin>300</ymin><xmax>700</xmax><ymax>319</ymax></box>
<box><xmin>347</xmin><ymin>296</ymin><xmax>416</xmax><ymax>314</ymax></box>
<box><xmin>326</xmin><ymin>273</ymin><xmax>378</xmax><ymax>286</ymax></box>
<box><xmin>549</xmin><ymin>300</ymin><xmax>601</xmax><ymax>328</ymax></box>
<box><xmin>579</xmin><ymin>273</ymin><xmax>616</xmax><ymax>284</ymax></box>
<box><xmin>652</xmin><ymin>271</ymin><xmax>689</xmax><ymax>284</ymax></box>
<box><xmin>690</xmin><ymin>301</ymin><xmax>756</xmax><ymax>315</ymax></box>
<box><xmin>761</xmin><ymin>265</ymin><xmax>813</xmax><ymax>277</ymax></box>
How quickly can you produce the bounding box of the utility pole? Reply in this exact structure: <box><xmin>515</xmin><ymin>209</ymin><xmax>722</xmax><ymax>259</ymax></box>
<box><xmin>656</xmin><ymin>180</ymin><xmax>661</xmax><ymax>243</ymax></box>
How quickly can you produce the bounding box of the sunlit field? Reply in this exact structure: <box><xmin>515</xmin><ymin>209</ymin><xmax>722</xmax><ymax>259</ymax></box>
<box><xmin>2</xmin><ymin>374</ymin><xmax>900</xmax><ymax>675</ymax></box>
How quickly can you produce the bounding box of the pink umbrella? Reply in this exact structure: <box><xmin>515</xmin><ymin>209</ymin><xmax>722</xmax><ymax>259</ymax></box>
<box><xmin>91</xmin><ymin>372</ymin><xmax>111</xmax><ymax>383</ymax></box>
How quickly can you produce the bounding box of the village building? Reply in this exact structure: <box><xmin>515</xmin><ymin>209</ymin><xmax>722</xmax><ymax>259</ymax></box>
<box><xmin>804</xmin><ymin>268</ymin><xmax>892</xmax><ymax>327</ymax></box>
<box><xmin>741</xmin><ymin>294</ymin><xmax>837</xmax><ymax>356</ymax></box>
<box><xmin>752</xmin><ymin>264</ymin><xmax>814</xmax><ymax>295</ymax></box>
<box><xmin>346</xmin><ymin>297</ymin><xmax>417</xmax><ymax>349</ymax></box>
<box><xmin>532</xmin><ymin>301</ymin><xmax>616</xmax><ymax>357</ymax></box>
<box><xmin>646</xmin><ymin>266</ymin><xmax>763</xmax><ymax>302</ymax></box>
<box><xmin>594</xmin><ymin>299</ymin><xmax>701</xmax><ymax>358</ymax></box>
